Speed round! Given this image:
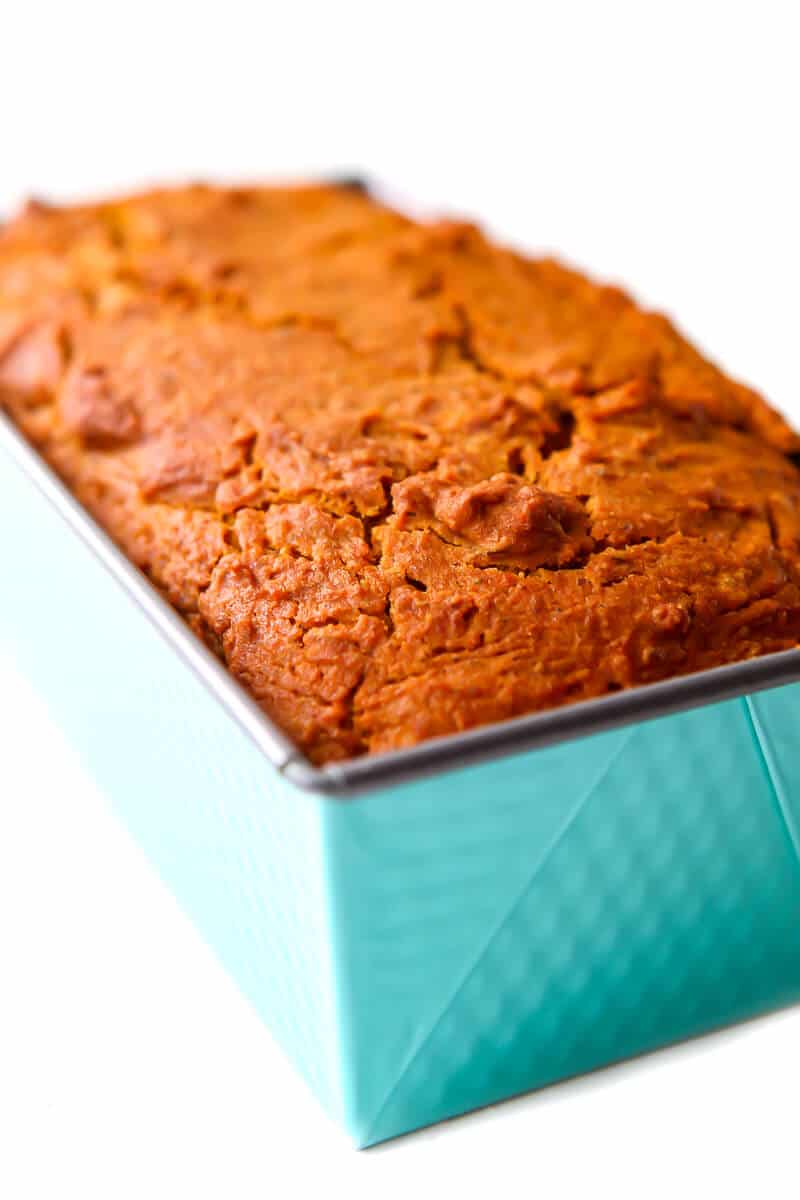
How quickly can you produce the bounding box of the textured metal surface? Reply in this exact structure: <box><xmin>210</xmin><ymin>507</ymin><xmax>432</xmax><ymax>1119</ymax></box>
<box><xmin>0</xmin><ymin>446</ymin><xmax>344</xmax><ymax>1118</ymax></box>
<box><xmin>322</xmin><ymin>697</ymin><xmax>800</xmax><ymax>1143</ymax></box>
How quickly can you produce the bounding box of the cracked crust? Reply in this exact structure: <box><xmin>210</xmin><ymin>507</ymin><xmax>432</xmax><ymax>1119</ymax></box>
<box><xmin>1</xmin><ymin>183</ymin><xmax>799</xmax><ymax>763</ymax></box>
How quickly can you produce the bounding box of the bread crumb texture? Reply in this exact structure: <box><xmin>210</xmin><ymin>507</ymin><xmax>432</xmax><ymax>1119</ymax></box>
<box><xmin>2</xmin><ymin>184</ymin><xmax>799</xmax><ymax>763</ymax></box>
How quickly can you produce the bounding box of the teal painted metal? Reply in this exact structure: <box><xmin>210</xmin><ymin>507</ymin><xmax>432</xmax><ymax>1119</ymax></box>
<box><xmin>323</xmin><ymin>701</ymin><xmax>800</xmax><ymax>1143</ymax></box>
<box><xmin>2</xmin><ymin>447</ymin><xmax>800</xmax><ymax>1147</ymax></box>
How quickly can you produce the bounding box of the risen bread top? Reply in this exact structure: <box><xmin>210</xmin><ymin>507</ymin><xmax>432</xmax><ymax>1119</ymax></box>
<box><xmin>2</xmin><ymin>183</ymin><xmax>799</xmax><ymax>762</ymax></box>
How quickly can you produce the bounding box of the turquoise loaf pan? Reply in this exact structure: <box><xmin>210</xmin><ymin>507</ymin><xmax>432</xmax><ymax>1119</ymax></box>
<box><xmin>2</xmin><ymin>414</ymin><xmax>800</xmax><ymax>1147</ymax></box>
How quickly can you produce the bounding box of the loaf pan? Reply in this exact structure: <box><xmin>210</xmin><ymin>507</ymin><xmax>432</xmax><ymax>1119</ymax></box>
<box><xmin>2</xmin><ymin>410</ymin><xmax>800</xmax><ymax>1147</ymax></box>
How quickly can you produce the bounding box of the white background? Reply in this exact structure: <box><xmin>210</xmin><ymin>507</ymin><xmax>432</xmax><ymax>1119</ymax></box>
<box><xmin>1</xmin><ymin>2</ymin><xmax>798</xmax><ymax>1196</ymax></box>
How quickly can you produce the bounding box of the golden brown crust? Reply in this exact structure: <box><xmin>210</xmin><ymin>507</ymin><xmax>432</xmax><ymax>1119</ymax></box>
<box><xmin>2</xmin><ymin>183</ymin><xmax>799</xmax><ymax>763</ymax></box>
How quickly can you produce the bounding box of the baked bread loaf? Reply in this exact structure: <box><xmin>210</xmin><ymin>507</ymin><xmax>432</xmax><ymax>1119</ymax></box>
<box><xmin>2</xmin><ymin>183</ymin><xmax>799</xmax><ymax>763</ymax></box>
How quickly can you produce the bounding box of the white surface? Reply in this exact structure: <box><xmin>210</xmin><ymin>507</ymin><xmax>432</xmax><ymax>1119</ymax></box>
<box><xmin>1</xmin><ymin>2</ymin><xmax>799</xmax><ymax>1195</ymax></box>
